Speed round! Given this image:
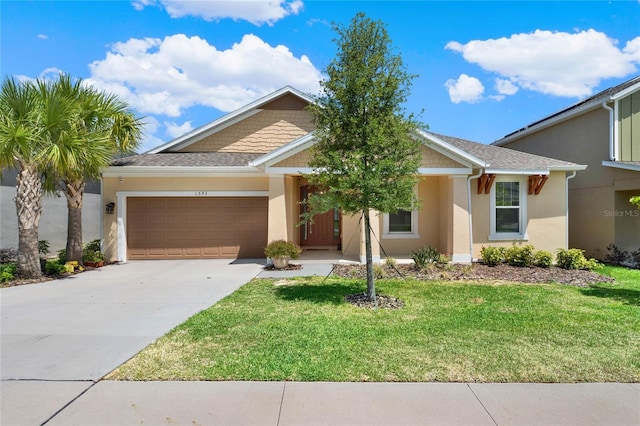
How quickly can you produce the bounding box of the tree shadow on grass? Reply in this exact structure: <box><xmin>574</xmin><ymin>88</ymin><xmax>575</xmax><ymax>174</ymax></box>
<box><xmin>579</xmin><ymin>286</ymin><xmax>640</xmax><ymax>307</ymax></box>
<box><xmin>274</xmin><ymin>281</ymin><xmax>364</xmax><ymax>305</ymax></box>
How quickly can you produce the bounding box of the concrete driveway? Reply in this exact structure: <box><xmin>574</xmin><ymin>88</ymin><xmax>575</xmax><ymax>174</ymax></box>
<box><xmin>1</xmin><ymin>259</ymin><xmax>264</xmax><ymax>381</ymax></box>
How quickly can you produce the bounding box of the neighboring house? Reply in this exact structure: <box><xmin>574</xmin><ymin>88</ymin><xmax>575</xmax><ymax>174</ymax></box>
<box><xmin>101</xmin><ymin>86</ymin><xmax>585</xmax><ymax>264</ymax></box>
<box><xmin>0</xmin><ymin>169</ymin><xmax>101</xmax><ymax>252</ymax></box>
<box><xmin>493</xmin><ymin>75</ymin><xmax>640</xmax><ymax>260</ymax></box>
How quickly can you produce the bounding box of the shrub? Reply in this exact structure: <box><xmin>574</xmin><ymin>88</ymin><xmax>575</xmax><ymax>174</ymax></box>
<box><xmin>0</xmin><ymin>248</ymin><xmax>17</xmax><ymax>263</ymax></box>
<box><xmin>45</xmin><ymin>260</ymin><xmax>67</xmax><ymax>276</ymax></box>
<box><xmin>0</xmin><ymin>263</ymin><xmax>17</xmax><ymax>283</ymax></box>
<box><xmin>437</xmin><ymin>253</ymin><xmax>451</xmax><ymax>265</ymax></box>
<box><xmin>533</xmin><ymin>250</ymin><xmax>553</xmax><ymax>268</ymax></box>
<box><xmin>57</xmin><ymin>248</ymin><xmax>66</xmax><ymax>264</ymax></box>
<box><xmin>264</xmin><ymin>240</ymin><xmax>301</xmax><ymax>259</ymax></box>
<box><xmin>373</xmin><ymin>264</ymin><xmax>387</xmax><ymax>279</ymax></box>
<box><xmin>480</xmin><ymin>246</ymin><xmax>505</xmax><ymax>267</ymax></box>
<box><xmin>504</xmin><ymin>245</ymin><xmax>535</xmax><ymax>267</ymax></box>
<box><xmin>556</xmin><ymin>248</ymin><xmax>598</xmax><ymax>270</ymax></box>
<box><xmin>631</xmin><ymin>249</ymin><xmax>640</xmax><ymax>269</ymax></box>
<box><xmin>38</xmin><ymin>240</ymin><xmax>50</xmax><ymax>257</ymax></box>
<box><xmin>605</xmin><ymin>243</ymin><xmax>629</xmax><ymax>265</ymax></box>
<box><xmin>384</xmin><ymin>257</ymin><xmax>397</xmax><ymax>267</ymax></box>
<box><xmin>411</xmin><ymin>246</ymin><xmax>439</xmax><ymax>268</ymax></box>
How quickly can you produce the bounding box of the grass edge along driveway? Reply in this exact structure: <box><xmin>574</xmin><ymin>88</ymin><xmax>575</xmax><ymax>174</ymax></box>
<box><xmin>108</xmin><ymin>266</ymin><xmax>640</xmax><ymax>383</ymax></box>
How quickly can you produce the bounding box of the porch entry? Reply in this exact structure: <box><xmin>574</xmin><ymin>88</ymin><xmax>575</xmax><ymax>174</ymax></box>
<box><xmin>299</xmin><ymin>185</ymin><xmax>341</xmax><ymax>248</ymax></box>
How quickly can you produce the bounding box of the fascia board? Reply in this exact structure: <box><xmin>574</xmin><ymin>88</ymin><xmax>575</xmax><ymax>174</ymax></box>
<box><xmin>249</xmin><ymin>133</ymin><xmax>316</xmax><ymax>167</ymax></box>
<box><xmin>416</xmin><ymin>130</ymin><xmax>485</xmax><ymax>167</ymax></box>
<box><xmin>484</xmin><ymin>168</ymin><xmax>550</xmax><ymax>175</ymax></box>
<box><xmin>102</xmin><ymin>166</ymin><xmax>262</xmax><ymax>178</ymax></box>
<box><xmin>602</xmin><ymin>161</ymin><xmax>640</xmax><ymax>172</ymax></box>
<box><xmin>610</xmin><ymin>82</ymin><xmax>640</xmax><ymax>100</ymax></box>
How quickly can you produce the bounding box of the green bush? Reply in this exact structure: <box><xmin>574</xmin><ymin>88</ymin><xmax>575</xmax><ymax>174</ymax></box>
<box><xmin>480</xmin><ymin>246</ymin><xmax>505</xmax><ymax>267</ymax></box>
<box><xmin>0</xmin><ymin>263</ymin><xmax>17</xmax><ymax>282</ymax></box>
<box><xmin>57</xmin><ymin>248</ymin><xmax>66</xmax><ymax>264</ymax></box>
<box><xmin>411</xmin><ymin>246</ymin><xmax>439</xmax><ymax>268</ymax></box>
<box><xmin>533</xmin><ymin>250</ymin><xmax>553</xmax><ymax>268</ymax></box>
<box><xmin>38</xmin><ymin>240</ymin><xmax>50</xmax><ymax>257</ymax></box>
<box><xmin>264</xmin><ymin>240</ymin><xmax>301</xmax><ymax>259</ymax></box>
<box><xmin>45</xmin><ymin>260</ymin><xmax>67</xmax><ymax>276</ymax></box>
<box><xmin>504</xmin><ymin>245</ymin><xmax>535</xmax><ymax>267</ymax></box>
<box><xmin>556</xmin><ymin>248</ymin><xmax>598</xmax><ymax>270</ymax></box>
<box><xmin>384</xmin><ymin>257</ymin><xmax>397</xmax><ymax>267</ymax></box>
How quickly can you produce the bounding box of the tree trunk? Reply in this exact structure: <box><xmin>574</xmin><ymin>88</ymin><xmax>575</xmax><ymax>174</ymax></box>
<box><xmin>363</xmin><ymin>210</ymin><xmax>377</xmax><ymax>304</ymax></box>
<box><xmin>65</xmin><ymin>179</ymin><xmax>85</xmax><ymax>264</ymax></box>
<box><xmin>14</xmin><ymin>164</ymin><xmax>43</xmax><ymax>278</ymax></box>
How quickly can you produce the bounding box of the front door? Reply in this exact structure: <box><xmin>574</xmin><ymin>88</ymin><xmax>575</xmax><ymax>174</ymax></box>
<box><xmin>300</xmin><ymin>186</ymin><xmax>341</xmax><ymax>247</ymax></box>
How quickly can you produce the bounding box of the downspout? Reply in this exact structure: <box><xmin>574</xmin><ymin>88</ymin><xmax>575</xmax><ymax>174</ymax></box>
<box><xmin>467</xmin><ymin>169</ymin><xmax>483</xmax><ymax>263</ymax></box>
<box><xmin>602</xmin><ymin>102</ymin><xmax>615</xmax><ymax>161</ymax></box>
<box><xmin>565</xmin><ymin>171</ymin><xmax>577</xmax><ymax>249</ymax></box>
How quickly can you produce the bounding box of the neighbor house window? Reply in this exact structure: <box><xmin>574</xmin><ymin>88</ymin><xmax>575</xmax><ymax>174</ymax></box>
<box><xmin>489</xmin><ymin>178</ymin><xmax>527</xmax><ymax>240</ymax></box>
<box><xmin>383</xmin><ymin>209</ymin><xmax>419</xmax><ymax>239</ymax></box>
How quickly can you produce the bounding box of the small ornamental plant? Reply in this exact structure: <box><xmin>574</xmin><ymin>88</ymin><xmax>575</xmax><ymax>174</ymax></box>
<box><xmin>264</xmin><ymin>240</ymin><xmax>301</xmax><ymax>260</ymax></box>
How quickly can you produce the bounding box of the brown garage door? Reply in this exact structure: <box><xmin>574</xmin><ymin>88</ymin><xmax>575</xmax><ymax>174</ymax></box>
<box><xmin>127</xmin><ymin>197</ymin><xmax>268</xmax><ymax>259</ymax></box>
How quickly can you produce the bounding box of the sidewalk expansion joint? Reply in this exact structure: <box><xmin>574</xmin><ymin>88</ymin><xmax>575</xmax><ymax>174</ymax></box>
<box><xmin>467</xmin><ymin>383</ymin><xmax>499</xmax><ymax>426</ymax></box>
<box><xmin>40</xmin><ymin>380</ymin><xmax>98</xmax><ymax>426</ymax></box>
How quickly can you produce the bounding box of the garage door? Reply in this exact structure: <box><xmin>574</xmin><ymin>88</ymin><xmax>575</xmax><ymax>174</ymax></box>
<box><xmin>127</xmin><ymin>197</ymin><xmax>268</xmax><ymax>259</ymax></box>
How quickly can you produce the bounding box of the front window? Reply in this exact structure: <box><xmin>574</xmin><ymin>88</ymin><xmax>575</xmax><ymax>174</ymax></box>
<box><xmin>495</xmin><ymin>182</ymin><xmax>520</xmax><ymax>233</ymax></box>
<box><xmin>383</xmin><ymin>209</ymin><xmax>419</xmax><ymax>239</ymax></box>
<box><xmin>490</xmin><ymin>178</ymin><xmax>527</xmax><ymax>240</ymax></box>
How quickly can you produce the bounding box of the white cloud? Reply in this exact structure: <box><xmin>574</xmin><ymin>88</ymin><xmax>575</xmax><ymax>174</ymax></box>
<box><xmin>165</xmin><ymin>120</ymin><xmax>194</xmax><ymax>138</ymax></box>
<box><xmin>444</xmin><ymin>74</ymin><xmax>484</xmax><ymax>104</ymax></box>
<box><xmin>495</xmin><ymin>78</ymin><xmax>518</xmax><ymax>96</ymax></box>
<box><xmin>132</xmin><ymin>0</ymin><xmax>303</xmax><ymax>26</ymax></box>
<box><xmin>85</xmin><ymin>33</ymin><xmax>323</xmax><ymax>117</ymax></box>
<box><xmin>37</xmin><ymin>34</ymin><xmax>48</xmax><ymax>40</ymax></box>
<box><xmin>446</xmin><ymin>29</ymin><xmax>640</xmax><ymax>98</ymax></box>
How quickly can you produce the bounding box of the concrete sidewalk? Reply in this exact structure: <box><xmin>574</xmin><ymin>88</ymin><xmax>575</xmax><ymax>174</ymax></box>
<box><xmin>2</xmin><ymin>380</ymin><xmax>638</xmax><ymax>425</ymax></box>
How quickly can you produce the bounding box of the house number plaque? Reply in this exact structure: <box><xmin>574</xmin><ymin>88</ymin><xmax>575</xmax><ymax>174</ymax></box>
<box><xmin>195</xmin><ymin>191</ymin><xmax>208</xmax><ymax>196</ymax></box>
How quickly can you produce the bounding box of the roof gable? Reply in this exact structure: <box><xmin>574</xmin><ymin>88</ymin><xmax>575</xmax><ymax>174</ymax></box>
<box><xmin>147</xmin><ymin>86</ymin><xmax>314</xmax><ymax>154</ymax></box>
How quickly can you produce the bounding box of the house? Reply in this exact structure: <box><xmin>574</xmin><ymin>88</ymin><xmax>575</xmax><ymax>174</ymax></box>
<box><xmin>100</xmin><ymin>86</ymin><xmax>585</xmax><ymax>264</ymax></box>
<box><xmin>493</xmin><ymin>76</ymin><xmax>640</xmax><ymax>260</ymax></box>
<box><xmin>0</xmin><ymin>169</ymin><xmax>101</xmax><ymax>252</ymax></box>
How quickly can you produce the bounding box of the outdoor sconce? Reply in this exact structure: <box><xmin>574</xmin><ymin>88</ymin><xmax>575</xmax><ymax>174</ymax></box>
<box><xmin>105</xmin><ymin>202</ymin><xmax>115</xmax><ymax>215</ymax></box>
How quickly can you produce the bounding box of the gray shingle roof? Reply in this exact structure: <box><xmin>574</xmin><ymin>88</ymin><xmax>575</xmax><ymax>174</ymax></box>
<box><xmin>111</xmin><ymin>152</ymin><xmax>262</xmax><ymax>167</ymax></box>
<box><xmin>431</xmin><ymin>133</ymin><xmax>583</xmax><ymax>170</ymax></box>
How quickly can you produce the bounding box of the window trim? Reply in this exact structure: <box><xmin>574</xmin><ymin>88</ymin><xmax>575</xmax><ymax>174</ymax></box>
<box><xmin>382</xmin><ymin>209</ymin><xmax>420</xmax><ymax>239</ymax></box>
<box><xmin>489</xmin><ymin>176</ymin><xmax>528</xmax><ymax>241</ymax></box>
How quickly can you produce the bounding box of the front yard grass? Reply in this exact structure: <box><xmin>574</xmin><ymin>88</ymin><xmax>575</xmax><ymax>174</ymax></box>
<box><xmin>108</xmin><ymin>266</ymin><xmax>640</xmax><ymax>383</ymax></box>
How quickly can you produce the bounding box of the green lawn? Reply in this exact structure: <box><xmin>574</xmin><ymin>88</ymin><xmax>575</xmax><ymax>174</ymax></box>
<box><xmin>108</xmin><ymin>266</ymin><xmax>640</xmax><ymax>383</ymax></box>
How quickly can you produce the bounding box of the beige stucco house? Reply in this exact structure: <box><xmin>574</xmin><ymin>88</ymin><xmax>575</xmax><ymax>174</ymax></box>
<box><xmin>493</xmin><ymin>76</ymin><xmax>640</xmax><ymax>259</ymax></box>
<box><xmin>101</xmin><ymin>86</ymin><xmax>585</xmax><ymax>264</ymax></box>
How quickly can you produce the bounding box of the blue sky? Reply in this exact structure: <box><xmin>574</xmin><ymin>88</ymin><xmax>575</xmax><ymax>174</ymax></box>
<box><xmin>2</xmin><ymin>1</ymin><xmax>640</xmax><ymax>153</ymax></box>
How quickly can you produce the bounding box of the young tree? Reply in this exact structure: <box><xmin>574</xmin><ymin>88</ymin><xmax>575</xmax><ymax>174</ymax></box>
<box><xmin>306</xmin><ymin>12</ymin><xmax>423</xmax><ymax>303</ymax></box>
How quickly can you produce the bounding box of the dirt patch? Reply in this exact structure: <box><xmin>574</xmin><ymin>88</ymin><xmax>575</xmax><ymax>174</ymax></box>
<box><xmin>333</xmin><ymin>263</ymin><xmax>615</xmax><ymax>287</ymax></box>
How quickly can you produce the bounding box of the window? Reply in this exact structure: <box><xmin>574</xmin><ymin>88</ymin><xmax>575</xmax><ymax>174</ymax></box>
<box><xmin>383</xmin><ymin>209</ymin><xmax>419</xmax><ymax>239</ymax></box>
<box><xmin>490</xmin><ymin>178</ymin><xmax>527</xmax><ymax>240</ymax></box>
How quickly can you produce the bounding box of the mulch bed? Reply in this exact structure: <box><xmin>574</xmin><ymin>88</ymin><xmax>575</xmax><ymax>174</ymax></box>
<box><xmin>263</xmin><ymin>263</ymin><xmax>303</xmax><ymax>271</ymax></box>
<box><xmin>333</xmin><ymin>263</ymin><xmax>615</xmax><ymax>288</ymax></box>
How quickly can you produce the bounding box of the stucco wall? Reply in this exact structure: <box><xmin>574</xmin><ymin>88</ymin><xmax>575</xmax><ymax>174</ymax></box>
<box><xmin>102</xmin><ymin>175</ymin><xmax>269</xmax><ymax>261</ymax></box>
<box><xmin>470</xmin><ymin>172</ymin><xmax>568</xmax><ymax>257</ymax></box>
<box><xmin>1</xmin><ymin>186</ymin><xmax>101</xmax><ymax>253</ymax></box>
<box><xmin>498</xmin><ymin>107</ymin><xmax>640</xmax><ymax>257</ymax></box>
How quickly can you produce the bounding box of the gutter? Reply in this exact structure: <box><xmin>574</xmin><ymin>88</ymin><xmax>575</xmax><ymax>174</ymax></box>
<box><xmin>602</xmin><ymin>101</ymin><xmax>616</xmax><ymax>161</ymax></box>
<box><xmin>565</xmin><ymin>171</ymin><xmax>577</xmax><ymax>249</ymax></box>
<box><xmin>467</xmin><ymin>169</ymin><xmax>484</xmax><ymax>263</ymax></box>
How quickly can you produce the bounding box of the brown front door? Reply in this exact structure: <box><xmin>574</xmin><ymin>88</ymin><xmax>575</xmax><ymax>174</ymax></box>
<box><xmin>300</xmin><ymin>186</ymin><xmax>341</xmax><ymax>247</ymax></box>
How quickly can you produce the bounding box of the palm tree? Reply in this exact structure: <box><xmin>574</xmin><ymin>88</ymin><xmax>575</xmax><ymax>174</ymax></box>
<box><xmin>43</xmin><ymin>74</ymin><xmax>143</xmax><ymax>264</ymax></box>
<box><xmin>0</xmin><ymin>77</ymin><xmax>75</xmax><ymax>277</ymax></box>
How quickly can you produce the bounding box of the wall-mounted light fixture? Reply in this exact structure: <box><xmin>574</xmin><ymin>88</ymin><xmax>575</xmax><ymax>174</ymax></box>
<box><xmin>105</xmin><ymin>202</ymin><xmax>115</xmax><ymax>215</ymax></box>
